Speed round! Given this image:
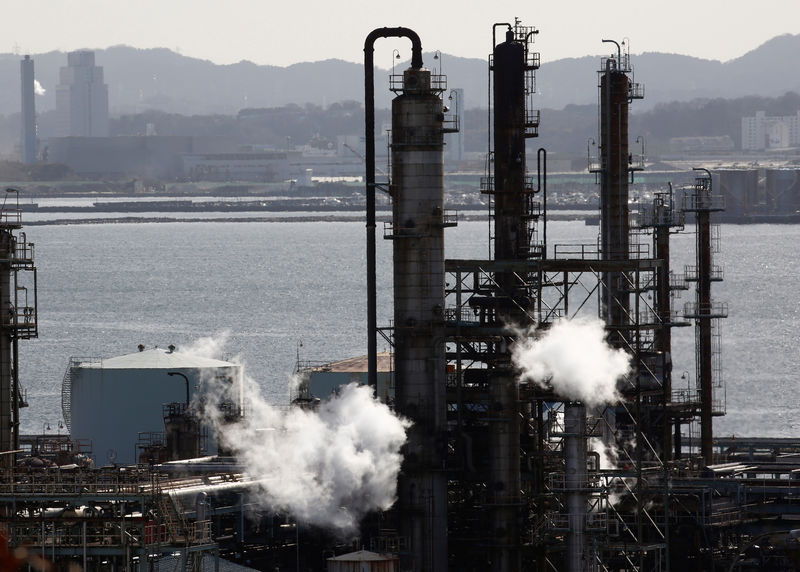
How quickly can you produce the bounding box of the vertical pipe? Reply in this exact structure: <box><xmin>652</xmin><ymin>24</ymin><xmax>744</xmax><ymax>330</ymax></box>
<box><xmin>12</xmin><ymin>337</ymin><xmax>18</xmax><ymax>451</ymax></box>
<box><xmin>364</xmin><ymin>28</ymin><xmax>423</xmax><ymax>390</ymax></box>
<box><xmin>654</xmin><ymin>195</ymin><xmax>673</xmax><ymax>461</ymax></box>
<box><xmin>697</xmin><ymin>202</ymin><xmax>713</xmax><ymax>465</ymax></box>
<box><xmin>564</xmin><ymin>403</ymin><xmax>587</xmax><ymax>572</ymax></box>
<box><xmin>0</xmin><ymin>225</ymin><xmax>12</xmax><ymax>468</ymax></box>
<box><xmin>83</xmin><ymin>521</ymin><xmax>87</xmax><ymax>571</ymax></box>
<box><xmin>538</xmin><ymin>148</ymin><xmax>547</xmax><ymax>259</ymax></box>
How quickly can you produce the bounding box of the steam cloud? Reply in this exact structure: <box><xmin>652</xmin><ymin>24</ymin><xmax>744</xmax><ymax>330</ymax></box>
<box><xmin>589</xmin><ymin>437</ymin><xmax>618</xmax><ymax>470</ymax></box>
<box><xmin>34</xmin><ymin>80</ymin><xmax>45</xmax><ymax>96</ymax></box>
<box><xmin>185</xmin><ymin>333</ymin><xmax>410</xmax><ymax>535</ymax></box>
<box><xmin>511</xmin><ymin>318</ymin><xmax>631</xmax><ymax>407</ymax></box>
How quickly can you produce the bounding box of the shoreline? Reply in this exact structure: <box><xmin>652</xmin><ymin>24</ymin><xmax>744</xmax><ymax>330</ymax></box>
<box><xmin>22</xmin><ymin>212</ymin><xmax>593</xmax><ymax>226</ymax></box>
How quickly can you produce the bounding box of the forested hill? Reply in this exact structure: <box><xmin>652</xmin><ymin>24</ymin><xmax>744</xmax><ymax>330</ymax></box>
<box><xmin>0</xmin><ymin>33</ymin><xmax>799</xmax><ymax>116</ymax></box>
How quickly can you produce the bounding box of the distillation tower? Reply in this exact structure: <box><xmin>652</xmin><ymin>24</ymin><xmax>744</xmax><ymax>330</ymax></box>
<box><xmin>364</xmin><ymin>27</ymin><xmax>457</xmax><ymax>572</ymax></box>
<box><xmin>363</xmin><ymin>20</ymin><xmax>800</xmax><ymax>572</ymax></box>
<box><xmin>444</xmin><ymin>20</ymin><xmax>543</xmax><ymax>572</ymax></box>
<box><xmin>387</xmin><ymin>56</ymin><xmax>451</xmax><ymax>572</ymax></box>
<box><xmin>442</xmin><ymin>34</ymin><xmax>678</xmax><ymax>570</ymax></box>
<box><xmin>682</xmin><ymin>168</ymin><xmax>727</xmax><ymax>463</ymax></box>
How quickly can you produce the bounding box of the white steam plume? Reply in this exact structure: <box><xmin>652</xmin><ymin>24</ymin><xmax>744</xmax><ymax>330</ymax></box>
<box><xmin>190</xmin><ymin>332</ymin><xmax>410</xmax><ymax>535</ymax></box>
<box><xmin>181</xmin><ymin>329</ymin><xmax>231</xmax><ymax>358</ymax></box>
<box><xmin>212</xmin><ymin>378</ymin><xmax>409</xmax><ymax>534</ymax></box>
<box><xmin>512</xmin><ymin>318</ymin><xmax>631</xmax><ymax>408</ymax></box>
<box><xmin>589</xmin><ymin>437</ymin><xmax>618</xmax><ymax>470</ymax></box>
<box><xmin>34</xmin><ymin>80</ymin><xmax>45</xmax><ymax>96</ymax></box>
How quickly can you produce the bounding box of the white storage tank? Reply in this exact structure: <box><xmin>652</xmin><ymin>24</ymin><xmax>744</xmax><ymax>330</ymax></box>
<box><xmin>62</xmin><ymin>346</ymin><xmax>241</xmax><ymax>465</ymax></box>
<box><xmin>296</xmin><ymin>351</ymin><xmax>394</xmax><ymax>403</ymax></box>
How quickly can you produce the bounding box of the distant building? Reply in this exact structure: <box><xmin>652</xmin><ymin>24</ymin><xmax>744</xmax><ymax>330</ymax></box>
<box><xmin>45</xmin><ymin>136</ymin><xmax>240</xmax><ymax>178</ymax></box>
<box><xmin>741</xmin><ymin>110</ymin><xmax>800</xmax><ymax>150</ymax></box>
<box><xmin>20</xmin><ymin>55</ymin><xmax>37</xmax><ymax>163</ymax></box>
<box><xmin>183</xmin><ymin>151</ymin><xmax>291</xmax><ymax>182</ymax></box>
<box><xmin>48</xmin><ymin>136</ymin><xmax>193</xmax><ymax>177</ymax></box>
<box><xmin>669</xmin><ymin>135</ymin><xmax>734</xmax><ymax>153</ymax></box>
<box><xmin>55</xmin><ymin>51</ymin><xmax>109</xmax><ymax>137</ymax></box>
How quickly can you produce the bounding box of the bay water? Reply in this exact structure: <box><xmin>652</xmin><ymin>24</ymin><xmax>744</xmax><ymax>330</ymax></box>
<box><xmin>18</xmin><ymin>218</ymin><xmax>800</xmax><ymax>440</ymax></box>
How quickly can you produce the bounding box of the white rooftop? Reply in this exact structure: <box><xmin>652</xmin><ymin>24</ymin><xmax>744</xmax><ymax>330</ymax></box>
<box><xmin>77</xmin><ymin>347</ymin><xmax>237</xmax><ymax>370</ymax></box>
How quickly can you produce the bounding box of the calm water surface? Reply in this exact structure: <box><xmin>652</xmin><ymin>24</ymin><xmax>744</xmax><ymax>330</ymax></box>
<box><xmin>17</xmin><ymin>219</ymin><xmax>800</xmax><ymax>439</ymax></box>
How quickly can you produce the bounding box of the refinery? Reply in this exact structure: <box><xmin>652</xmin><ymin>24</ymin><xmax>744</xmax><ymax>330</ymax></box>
<box><xmin>2</xmin><ymin>20</ymin><xmax>800</xmax><ymax>572</ymax></box>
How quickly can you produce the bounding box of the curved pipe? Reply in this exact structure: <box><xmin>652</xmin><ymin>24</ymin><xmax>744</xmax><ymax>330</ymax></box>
<box><xmin>167</xmin><ymin>371</ymin><xmax>190</xmax><ymax>406</ymax></box>
<box><xmin>492</xmin><ymin>23</ymin><xmax>513</xmax><ymax>49</ymax></box>
<box><xmin>693</xmin><ymin>166</ymin><xmax>712</xmax><ymax>181</ymax></box>
<box><xmin>602</xmin><ymin>39</ymin><xmax>621</xmax><ymax>64</ymax></box>
<box><xmin>364</xmin><ymin>27</ymin><xmax>423</xmax><ymax>389</ymax></box>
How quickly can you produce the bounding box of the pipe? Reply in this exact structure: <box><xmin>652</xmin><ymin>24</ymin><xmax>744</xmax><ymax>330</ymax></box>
<box><xmin>167</xmin><ymin>371</ymin><xmax>190</xmax><ymax>406</ymax></box>
<box><xmin>364</xmin><ymin>27</ymin><xmax>423</xmax><ymax>389</ymax></box>
<box><xmin>537</xmin><ymin>147</ymin><xmax>547</xmax><ymax>259</ymax></box>
<box><xmin>492</xmin><ymin>23</ymin><xmax>513</xmax><ymax>49</ymax></box>
<box><xmin>602</xmin><ymin>39</ymin><xmax>622</xmax><ymax>65</ymax></box>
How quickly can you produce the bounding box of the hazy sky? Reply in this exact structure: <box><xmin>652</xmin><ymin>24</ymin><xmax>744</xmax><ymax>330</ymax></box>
<box><xmin>6</xmin><ymin>0</ymin><xmax>798</xmax><ymax>66</ymax></box>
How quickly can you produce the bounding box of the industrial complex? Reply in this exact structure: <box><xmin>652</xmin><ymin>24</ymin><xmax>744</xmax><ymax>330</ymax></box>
<box><xmin>3</xmin><ymin>20</ymin><xmax>800</xmax><ymax>572</ymax></box>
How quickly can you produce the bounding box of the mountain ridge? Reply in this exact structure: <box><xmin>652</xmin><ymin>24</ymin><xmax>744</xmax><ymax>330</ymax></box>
<box><xmin>0</xmin><ymin>33</ymin><xmax>798</xmax><ymax>116</ymax></box>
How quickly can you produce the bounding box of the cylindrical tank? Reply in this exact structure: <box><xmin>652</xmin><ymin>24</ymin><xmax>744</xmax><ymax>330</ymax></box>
<box><xmin>714</xmin><ymin>169</ymin><xmax>758</xmax><ymax>217</ymax></box>
<box><xmin>391</xmin><ymin>65</ymin><xmax>448</xmax><ymax>572</ymax></box>
<box><xmin>766</xmin><ymin>168</ymin><xmax>800</xmax><ymax>214</ymax></box>
<box><xmin>65</xmin><ymin>347</ymin><xmax>241</xmax><ymax>465</ymax></box>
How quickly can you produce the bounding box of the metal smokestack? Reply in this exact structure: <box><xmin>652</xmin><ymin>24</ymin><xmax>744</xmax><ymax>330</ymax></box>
<box><xmin>20</xmin><ymin>56</ymin><xmax>36</xmax><ymax>164</ymax></box>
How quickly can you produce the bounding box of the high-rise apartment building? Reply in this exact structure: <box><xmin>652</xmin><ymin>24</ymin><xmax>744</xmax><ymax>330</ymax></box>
<box><xmin>55</xmin><ymin>51</ymin><xmax>109</xmax><ymax>137</ymax></box>
<box><xmin>742</xmin><ymin>110</ymin><xmax>800</xmax><ymax>151</ymax></box>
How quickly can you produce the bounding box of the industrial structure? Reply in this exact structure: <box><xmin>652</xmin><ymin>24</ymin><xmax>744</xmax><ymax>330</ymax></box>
<box><xmin>20</xmin><ymin>56</ymin><xmax>37</xmax><ymax>164</ymax></box>
<box><xmin>2</xmin><ymin>20</ymin><xmax>800</xmax><ymax>572</ymax></box>
<box><xmin>362</xmin><ymin>21</ymin><xmax>800</xmax><ymax>572</ymax></box>
<box><xmin>62</xmin><ymin>346</ymin><xmax>242</xmax><ymax>465</ymax></box>
<box><xmin>0</xmin><ymin>189</ymin><xmax>37</xmax><ymax>471</ymax></box>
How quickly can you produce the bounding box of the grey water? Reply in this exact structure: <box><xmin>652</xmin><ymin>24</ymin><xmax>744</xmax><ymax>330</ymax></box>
<box><xmin>17</xmin><ymin>219</ymin><xmax>800</xmax><ymax>440</ymax></box>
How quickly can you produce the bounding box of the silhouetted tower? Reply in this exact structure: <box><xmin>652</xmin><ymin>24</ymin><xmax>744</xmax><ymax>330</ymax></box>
<box><xmin>683</xmin><ymin>169</ymin><xmax>726</xmax><ymax>465</ymax></box>
<box><xmin>388</xmin><ymin>59</ymin><xmax>451</xmax><ymax>572</ymax></box>
<box><xmin>479</xmin><ymin>20</ymin><xmax>540</xmax><ymax>572</ymax></box>
<box><xmin>0</xmin><ymin>190</ymin><xmax>38</xmax><ymax>468</ymax></box>
<box><xmin>20</xmin><ymin>56</ymin><xmax>36</xmax><ymax>164</ymax></box>
<box><xmin>637</xmin><ymin>186</ymin><xmax>686</xmax><ymax>460</ymax></box>
<box><xmin>55</xmin><ymin>51</ymin><xmax>109</xmax><ymax>137</ymax></box>
<box><xmin>594</xmin><ymin>40</ymin><xmax>642</xmax><ymax>347</ymax></box>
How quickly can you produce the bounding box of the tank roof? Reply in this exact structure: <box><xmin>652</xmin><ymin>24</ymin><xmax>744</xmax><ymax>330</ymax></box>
<box><xmin>308</xmin><ymin>351</ymin><xmax>392</xmax><ymax>373</ymax></box>
<box><xmin>327</xmin><ymin>550</ymin><xmax>397</xmax><ymax>562</ymax></box>
<box><xmin>76</xmin><ymin>347</ymin><xmax>237</xmax><ymax>370</ymax></box>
